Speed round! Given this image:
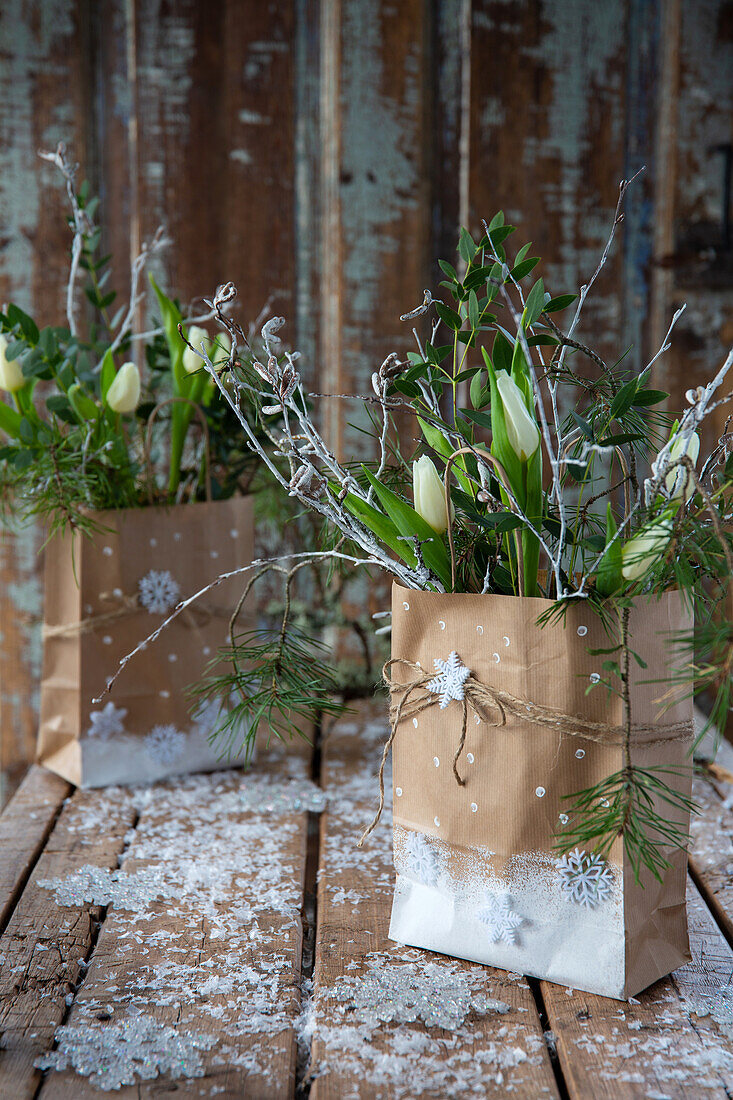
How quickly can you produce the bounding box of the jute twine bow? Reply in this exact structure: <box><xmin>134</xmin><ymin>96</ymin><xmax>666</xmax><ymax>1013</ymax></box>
<box><xmin>42</xmin><ymin>590</ymin><xmax>224</xmax><ymax>640</ymax></box>
<box><xmin>357</xmin><ymin>655</ymin><xmax>695</xmax><ymax>846</ymax></box>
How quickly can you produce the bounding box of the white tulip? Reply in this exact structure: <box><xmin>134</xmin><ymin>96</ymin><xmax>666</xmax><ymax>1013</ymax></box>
<box><xmin>621</xmin><ymin>518</ymin><xmax>673</xmax><ymax>582</ymax></box>
<box><xmin>496</xmin><ymin>372</ymin><xmax>540</xmax><ymax>461</ymax></box>
<box><xmin>183</xmin><ymin>325</ymin><xmax>212</xmax><ymax>373</ymax></box>
<box><xmin>106</xmin><ymin>361</ymin><xmax>141</xmax><ymax>414</ymax></box>
<box><xmin>413</xmin><ymin>455</ymin><xmax>453</xmax><ymax>534</ymax></box>
<box><xmin>664</xmin><ymin>430</ymin><xmax>700</xmax><ymax>500</ymax></box>
<box><xmin>0</xmin><ymin>333</ymin><xmax>25</xmax><ymax>393</ymax></box>
<box><xmin>213</xmin><ymin>332</ymin><xmax>231</xmax><ymax>370</ymax></box>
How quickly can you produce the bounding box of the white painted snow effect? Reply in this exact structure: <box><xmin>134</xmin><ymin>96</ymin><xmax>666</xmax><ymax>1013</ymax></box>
<box><xmin>137</xmin><ymin>569</ymin><xmax>180</xmax><ymax>615</ymax></box>
<box><xmin>426</xmin><ymin>651</ymin><xmax>470</xmax><ymax>708</ymax></box>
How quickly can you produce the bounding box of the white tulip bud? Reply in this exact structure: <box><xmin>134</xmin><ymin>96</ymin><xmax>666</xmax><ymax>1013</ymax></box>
<box><xmin>213</xmin><ymin>332</ymin><xmax>231</xmax><ymax>370</ymax></box>
<box><xmin>0</xmin><ymin>333</ymin><xmax>25</xmax><ymax>393</ymax></box>
<box><xmin>413</xmin><ymin>455</ymin><xmax>453</xmax><ymax>534</ymax></box>
<box><xmin>106</xmin><ymin>362</ymin><xmax>141</xmax><ymax>414</ymax></box>
<box><xmin>183</xmin><ymin>325</ymin><xmax>211</xmax><ymax>373</ymax></box>
<box><xmin>664</xmin><ymin>430</ymin><xmax>700</xmax><ymax>500</ymax></box>
<box><xmin>621</xmin><ymin>518</ymin><xmax>673</xmax><ymax>582</ymax></box>
<box><xmin>496</xmin><ymin>372</ymin><xmax>540</xmax><ymax>461</ymax></box>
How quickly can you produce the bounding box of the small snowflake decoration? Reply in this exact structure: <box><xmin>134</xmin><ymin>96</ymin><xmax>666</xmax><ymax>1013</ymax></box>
<box><xmin>138</xmin><ymin>569</ymin><xmax>180</xmax><ymax>615</ymax></box>
<box><xmin>403</xmin><ymin>831</ymin><xmax>439</xmax><ymax>887</ymax></box>
<box><xmin>86</xmin><ymin>702</ymin><xmax>127</xmax><ymax>741</ymax></box>
<box><xmin>145</xmin><ymin>724</ymin><xmax>186</xmax><ymax>766</ymax></box>
<box><xmin>477</xmin><ymin>891</ymin><xmax>523</xmax><ymax>944</ymax></box>
<box><xmin>555</xmin><ymin>847</ymin><xmax>614</xmax><ymax>909</ymax></box>
<box><xmin>427</xmin><ymin>651</ymin><xmax>471</xmax><ymax>708</ymax></box>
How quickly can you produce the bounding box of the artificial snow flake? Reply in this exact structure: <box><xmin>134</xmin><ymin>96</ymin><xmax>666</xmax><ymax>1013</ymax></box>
<box><xmin>86</xmin><ymin>702</ymin><xmax>127</xmax><ymax>741</ymax></box>
<box><xmin>332</xmin><ymin>959</ymin><xmax>510</xmax><ymax>1030</ymax></box>
<box><xmin>35</xmin><ymin>1015</ymin><xmax>216</xmax><ymax>1091</ymax></box>
<box><xmin>477</xmin><ymin>892</ymin><xmax>524</xmax><ymax>944</ymax></box>
<box><xmin>138</xmin><ymin>569</ymin><xmax>180</xmax><ymax>615</ymax></box>
<box><xmin>37</xmin><ymin>865</ymin><xmax>174</xmax><ymax>909</ymax></box>
<box><xmin>426</xmin><ymin>651</ymin><xmax>471</xmax><ymax>708</ymax></box>
<box><xmin>403</xmin><ymin>831</ymin><xmax>439</xmax><ymax>887</ymax></box>
<box><xmin>145</xmin><ymin>724</ymin><xmax>186</xmax><ymax>765</ymax></box>
<box><xmin>555</xmin><ymin>848</ymin><xmax>614</xmax><ymax>909</ymax></box>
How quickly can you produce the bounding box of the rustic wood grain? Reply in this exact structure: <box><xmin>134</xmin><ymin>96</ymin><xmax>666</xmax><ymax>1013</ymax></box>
<box><xmin>0</xmin><ymin>785</ymin><xmax>139</xmax><ymax>1099</ymax></box>
<box><xmin>689</xmin><ymin>772</ymin><xmax>733</xmax><ymax>947</ymax></box>
<box><xmin>0</xmin><ymin>765</ymin><xmax>70</xmax><ymax>934</ymax></box>
<box><xmin>32</xmin><ymin>734</ymin><xmax>314</xmax><ymax>1098</ymax></box>
<box><xmin>309</xmin><ymin>699</ymin><xmax>561</xmax><ymax>1099</ymax></box>
<box><xmin>469</xmin><ymin>0</ymin><xmax>629</xmax><ymax>369</ymax></box>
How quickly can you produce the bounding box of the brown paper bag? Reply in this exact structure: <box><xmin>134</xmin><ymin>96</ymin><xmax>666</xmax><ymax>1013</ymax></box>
<box><xmin>38</xmin><ymin>497</ymin><xmax>253</xmax><ymax>788</ymax></box>
<box><xmin>388</xmin><ymin>581</ymin><xmax>693</xmax><ymax>999</ymax></box>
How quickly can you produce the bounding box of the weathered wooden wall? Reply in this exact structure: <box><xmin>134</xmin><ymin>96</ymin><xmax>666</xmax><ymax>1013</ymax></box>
<box><xmin>1</xmin><ymin>0</ymin><xmax>731</xmax><ymax>803</ymax></box>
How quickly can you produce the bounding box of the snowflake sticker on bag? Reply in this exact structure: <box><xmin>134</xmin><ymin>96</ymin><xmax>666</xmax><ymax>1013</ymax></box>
<box><xmin>138</xmin><ymin>569</ymin><xmax>180</xmax><ymax>615</ymax></box>
<box><xmin>403</xmin><ymin>831</ymin><xmax>440</xmax><ymax>887</ymax></box>
<box><xmin>555</xmin><ymin>847</ymin><xmax>614</xmax><ymax>909</ymax></box>
<box><xmin>145</xmin><ymin>724</ymin><xmax>186</xmax><ymax>766</ymax></box>
<box><xmin>427</xmin><ymin>651</ymin><xmax>471</xmax><ymax>708</ymax></box>
<box><xmin>86</xmin><ymin>702</ymin><xmax>128</xmax><ymax>741</ymax></box>
<box><xmin>477</xmin><ymin>892</ymin><xmax>524</xmax><ymax>944</ymax></box>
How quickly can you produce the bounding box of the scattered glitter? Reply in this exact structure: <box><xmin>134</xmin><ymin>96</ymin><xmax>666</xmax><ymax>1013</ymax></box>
<box><xmin>396</xmin><ymin>787</ymin><xmax>403</xmax><ymax>797</ymax></box>
<box><xmin>433</xmin><ymin>757</ymin><xmax>440</xmax><ymax>768</ymax></box>
<box><xmin>503</xmin><ymin>636</ymin><xmax>510</xmax><ymax>646</ymax></box>
<box><xmin>476</xmin><ymin>625</ymin><xmax>483</xmax><ymax>634</ymax></box>
<box><xmin>575</xmin><ymin>748</ymin><xmax>585</xmax><ymax>759</ymax></box>
<box><xmin>470</xmin><ymin>803</ymin><xmax>478</xmax><ymax>813</ymax></box>
<box><xmin>35</xmin><ymin>1015</ymin><xmax>216</xmax><ymax>1091</ymax></box>
<box><xmin>535</xmin><ymin>787</ymin><xmax>545</xmax><ymax>798</ymax></box>
<box><xmin>403</xmin><ymin>601</ymin><xmax>410</xmax><ymax>610</ymax></box>
<box><xmin>577</xmin><ymin>625</ymin><xmax>588</xmax><ymax>636</ymax></box>
<box><xmin>434</xmin><ymin>816</ymin><xmax>441</xmax><ymax>828</ymax></box>
<box><xmin>412</xmin><ymin>717</ymin><xmax>418</xmax><ymax>728</ymax></box>
<box><xmin>331</xmin><ymin>960</ymin><xmax>510</xmax><ymax>1030</ymax></box>
<box><xmin>439</xmin><ymin>620</ymin><xmax>446</xmax><ymax>630</ymax></box>
<box><xmin>493</xmin><ymin>653</ymin><xmax>500</xmax><ymax>663</ymax></box>
<box><xmin>37</xmin><ymin>865</ymin><xmax>174</xmax><ymax>909</ymax></box>
<box><xmin>466</xmin><ymin>753</ymin><xmax>475</xmax><ymax>764</ymax></box>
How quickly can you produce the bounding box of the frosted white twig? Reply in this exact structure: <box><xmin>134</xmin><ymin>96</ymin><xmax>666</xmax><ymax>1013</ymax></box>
<box><xmin>106</xmin><ymin>226</ymin><xmax>170</xmax><ymax>358</ymax></box>
<box><xmin>38</xmin><ymin>143</ymin><xmax>89</xmax><ymax>338</ymax></box>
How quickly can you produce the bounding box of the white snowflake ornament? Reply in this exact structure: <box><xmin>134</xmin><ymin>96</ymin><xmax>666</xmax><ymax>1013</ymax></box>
<box><xmin>555</xmin><ymin>847</ymin><xmax>614</xmax><ymax>909</ymax></box>
<box><xmin>86</xmin><ymin>702</ymin><xmax>127</xmax><ymax>741</ymax></box>
<box><xmin>477</xmin><ymin>892</ymin><xmax>524</xmax><ymax>944</ymax></box>
<box><xmin>145</xmin><ymin>724</ymin><xmax>186</xmax><ymax>766</ymax></box>
<box><xmin>427</xmin><ymin>651</ymin><xmax>471</xmax><ymax>708</ymax></box>
<box><xmin>138</xmin><ymin>569</ymin><xmax>180</xmax><ymax>615</ymax></box>
<box><xmin>403</xmin><ymin>831</ymin><xmax>439</xmax><ymax>887</ymax></box>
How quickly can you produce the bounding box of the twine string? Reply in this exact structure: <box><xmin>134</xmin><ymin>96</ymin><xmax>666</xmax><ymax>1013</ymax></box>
<box><xmin>357</xmin><ymin>656</ymin><xmax>694</xmax><ymax>847</ymax></box>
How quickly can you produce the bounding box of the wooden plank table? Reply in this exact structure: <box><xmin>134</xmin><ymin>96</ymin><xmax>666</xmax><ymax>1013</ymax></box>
<box><xmin>2</xmin><ymin>701</ymin><xmax>733</xmax><ymax>1097</ymax></box>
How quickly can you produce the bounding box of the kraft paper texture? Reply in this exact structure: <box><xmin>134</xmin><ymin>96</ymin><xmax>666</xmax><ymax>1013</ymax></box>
<box><xmin>388</xmin><ymin>581</ymin><xmax>693</xmax><ymax>999</ymax></box>
<box><xmin>38</xmin><ymin>497</ymin><xmax>253</xmax><ymax>788</ymax></box>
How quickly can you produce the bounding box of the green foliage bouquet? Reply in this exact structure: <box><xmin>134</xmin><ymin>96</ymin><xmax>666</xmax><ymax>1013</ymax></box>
<box><xmin>0</xmin><ymin>145</ymin><xmax>256</xmax><ymax>540</ymax></box>
<box><xmin>175</xmin><ymin>174</ymin><xmax>732</xmax><ymax>880</ymax></box>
